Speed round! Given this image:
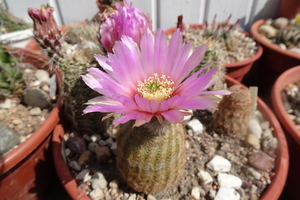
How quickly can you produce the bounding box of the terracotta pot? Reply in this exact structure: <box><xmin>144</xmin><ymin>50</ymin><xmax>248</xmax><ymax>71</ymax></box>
<box><xmin>250</xmin><ymin>19</ymin><xmax>300</xmax><ymax>93</ymax></box>
<box><xmin>278</xmin><ymin>0</ymin><xmax>300</xmax><ymax>20</ymax></box>
<box><xmin>271</xmin><ymin>65</ymin><xmax>300</xmax><ymax>199</ymax></box>
<box><xmin>164</xmin><ymin>25</ymin><xmax>263</xmax><ymax>82</ymax></box>
<box><xmin>52</xmin><ymin>74</ymin><xmax>288</xmax><ymax>200</ymax></box>
<box><xmin>0</xmin><ymin>49</ymin><xmax>63</xmax><ymax>199</ymax></box>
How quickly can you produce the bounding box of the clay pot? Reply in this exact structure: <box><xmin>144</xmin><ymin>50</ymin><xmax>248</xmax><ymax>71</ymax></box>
<box><xmin>0</xmin><ymin>49</ymin><xmax>63</xmax><ymax>199</ymax></box>
<box><xmin>52</xmin><ymin>75</ymin><xmax>288</xmax><ymax>200</ymax></box>
<box><xmin>250</xmin><ymin>19</ymin><xmax>300</xmax><ymax>94</ymax></box>
<box><xmin>272</xmin><ymin>65</ymin><xmax>300</xmax><ymax>199</ymax></box>
<box><xmin>164</xmin><ymin>25</ymin><xmax>263</xmax><ymax>82</ymax></box>
<box><xmin>278</xmin><ymin>0</ymin><xmax>300</xmax><ymax>20</ymax></box>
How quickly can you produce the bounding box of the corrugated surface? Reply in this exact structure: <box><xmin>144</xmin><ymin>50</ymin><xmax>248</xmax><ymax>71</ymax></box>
<box><xmin>4</xmin><ymin>0</ymin><xmax>281</xmax><ymax>31</ymax></box>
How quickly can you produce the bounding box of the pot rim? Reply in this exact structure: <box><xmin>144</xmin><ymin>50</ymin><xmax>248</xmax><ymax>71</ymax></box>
<box><xmin>271</xmin><ymin>65</ymin><xmax>300</xmax><ymax>144</ymax></box>
<box><xmin>250</xmin><ymin>19</ymin><xmax>300</xmax><ymax>60</ymax></box>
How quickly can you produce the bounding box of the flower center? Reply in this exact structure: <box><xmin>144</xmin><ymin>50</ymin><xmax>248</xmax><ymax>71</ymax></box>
<box><xmin>137</xmin><ymin>73</ymin><xmax>174</xmax><ymax>102</ymax></box>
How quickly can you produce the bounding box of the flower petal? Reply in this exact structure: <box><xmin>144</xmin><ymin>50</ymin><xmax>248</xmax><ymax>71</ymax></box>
<box><xmin>161</xmin><ymin>110</ymin><xmax>184</xmax><ymax>123</ymax></box>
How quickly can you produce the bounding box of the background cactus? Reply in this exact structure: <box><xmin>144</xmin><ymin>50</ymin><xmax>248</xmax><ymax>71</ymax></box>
<box><xmin>28</xmin><ymin>6</ymin><xmax>108</xmax><ymax>136</ymax></box>
<box><xmin>0</xmin><ymin>45</ymin><xmax>24</xmax><ymax>98</ymax></box>
<box><xmin>116</xmin><ymin>120</ymin><xmax>186</xmax><ymax>194</ymax></box>
<box><xmin>211</xmin><ymin>84</ymin><xmax>252</xmax><ymax>138</ymax></box>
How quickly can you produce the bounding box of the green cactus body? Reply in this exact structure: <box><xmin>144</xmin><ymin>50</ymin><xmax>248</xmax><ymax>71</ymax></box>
<box><xmin>116</xmin><ymin>121</ymin><xmax>186</xmax><ymax>194</ymax></box>
<box><xmin>211</xmin><ymin>84</ymin><xmax>252</xmax><ymax>138</ymax></box>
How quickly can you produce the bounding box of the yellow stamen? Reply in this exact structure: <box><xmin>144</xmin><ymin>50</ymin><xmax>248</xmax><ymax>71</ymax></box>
<box><xmin>137</xmin><ymin>73</ymin><xmax>174</xmax><ymax>102</ymax></box>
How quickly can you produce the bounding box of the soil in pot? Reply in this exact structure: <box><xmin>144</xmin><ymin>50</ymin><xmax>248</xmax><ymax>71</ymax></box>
<box><xmin>54</xmin><ymin>76</ymin><xmax>288</xmax><ymax>200</ymax></box>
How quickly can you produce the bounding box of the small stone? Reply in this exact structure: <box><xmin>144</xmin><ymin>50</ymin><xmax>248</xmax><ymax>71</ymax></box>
<box><xmin>91</xmin><ymin>134</ymin><xmax>101</xmax><ymax>142</ymax></box>
<box><xmin>128</xmin><ymin>194</ymin><xmax>137</xmax><ymax>200</ymax></box>
<box><xmin>110</xmin><ymin>142</ymin><xmax>117</xmax><ymax>155</ymax></box>
<box><xmin>24</xmin><ymin>88</ymin><xmax>51</xmax><ymax>109</ymax></box>
<box><xmin>186</xmin><ymin>118</ymin><xmax>203</xmax><ymax>135</ymax></box>
<box><xmin>67</xmin><ymin>132</ymin><xmax>86</xmax><ymax>154</ymax></box>
<box><xmin>289</xmin><ymin>47</ymin><xmax>300</xmax><ymax>54</ymax></box>
<box><xmin>217</xmin><ymin>173</ymin><xmax>242</xmax><ymax>189</ymax></box>
<box><xmin>29</xmin><ymin>107</ymin><xmax>42</xmax><ymax>115</ymax></box>
<box><xmin>206</xmin><ymin>155</ymin><xmax>231</xmax><ymax>172</ymax></box>
<box><xmin>89</xmin><ymin>188</ymin><xmax>104</xmax><ymax>200</ymax></box>
<box><xmin>248</xmin><ymin>167</ymin><xmax>262</xmax><ymax>180</ymax></box>
<box><xmin>248</xmin><ymin>151</ymin><xmax>274</xmax><ymax>171</ymax></box>
<box><xmin>98</xmin><ymin>140</ymin><xmax>106</xmax><ymax>146</ymax></box>
<box><xmin>258</xmin><ymin>24</ymin><xmax>277</xmax><ymax>38</ymax></box>
<box><xmin>272</xmin><ymin>17</ymin><xmax>289</xmax><ymax>29</ymax></box>
<box><xmin>76</xmin><ymin>169</ymin><xmax>91</xmax><ymax>182</ymax></box>
<box><xmin>109</xmin><ymin>180</ymin><xmax>119</xmax><ymax>189</ymax></box>
<box><xmin>147</xmin><ymin>194</ymin><xmax>157</xmax><ymax>200</ymax></box>
<box><xmin>35</xmin><ymin>69</ymin><xmax>50</xmax><ymax>84</ymax></box>
<box><xmin>65</xmin><ymin>148</ymin><xmax>71</xmax><ymax>157</ymax></box>
<box><xmin>0</xmin><ymin>124</ymin><xmax>20</xmax><ymax>155</ymax></box>
<box><xmin>197</xmin><ymin>169</ymin><xmax>213</xmax><ymax>185</ymax></box>
<box><xmin>191</xmin><ymin>187</ymin><xmax>201</xmax><ymax>200</ymax></box>
<box><xmin>78</xmin><ymin>150</ymin><xmax>91</xmax><ymax>165</ymax></box>
<box><xmin>95</xmin><ymin>146</ymin><xmax>112</xmax><ymax>163</ymax></box>
<box><xmin>247</xmin><ymin>118</ymin><xmax>262</xmax><ymax>139</ymax></box>
<box><xmin>105</xmin><ymin>137</ymin><xmax>114</xmax><ymax>147</ymax></box>
<box><xmin>215</xmin><ymin>187</ymin><xmax>240</xmax><ymax>200</ymax></box>
<box><xmin>69</xmin><ymin>160</ymin><xmax>81</xmax><ymax>171</ymax></box>
<box><xmin>12</xmin><ymin>118</ymin><xmax>22</xmax><ymax>125</ymax></box>
<box><xmin>279</xmin><ymin>43</ymin><xmax>287</xmax><ymax>50</ymax></box>
<box><xmin>88</xmin><ymin>142</ymin><xmax>99</xmax><ymax>153</ymax></box>
<box><xmin>91</xmin><ymin>172</ymin><xmax>108</xmax><ymax>190</ymax></box>
<box><xmin>0</xmin><ymin>99</ymin><xmax>12</xmax><ymax>109</ymax></box>
<box><xmin>245</xmin><ymin>134</ymin><xmax>261</xmax><ymax>149</ymax></box>
<box><xmin>82</xmin><ymin>134</ymin><xmax>91</xmax><ymax>142</ymax></box>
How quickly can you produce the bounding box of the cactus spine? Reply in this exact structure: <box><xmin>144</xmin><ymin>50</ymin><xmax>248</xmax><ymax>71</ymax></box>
<box><xmin>116</xmin><ymin>120</ymin><xmax>186</xmax><ymax>194</ymax></box>
<box><xmin>211</xmin><ymin>84</ymin><xmax>252</xmax><ymax>138</ymax></box>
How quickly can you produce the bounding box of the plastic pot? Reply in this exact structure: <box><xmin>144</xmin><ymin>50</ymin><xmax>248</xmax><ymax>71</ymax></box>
<box><xmin>165</xmin><ymin>25</ymin><xmax>263</xmax><ymax>82</ymax></box>
<box><xmin>0</xmin><ymin>49</ymin><xmax>63</xmax><ymax>199</ymax></box>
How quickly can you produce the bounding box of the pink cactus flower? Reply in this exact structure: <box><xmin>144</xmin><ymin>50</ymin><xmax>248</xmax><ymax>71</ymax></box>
<box><xmin>99</xmin><ymin>1</ymin><xmax>152</xmax><ymax>53</ymax></box>
<box><xmin>82</xmin><ymin>29</ymin><xmax>230</xmax><ymax>127</ymax></box>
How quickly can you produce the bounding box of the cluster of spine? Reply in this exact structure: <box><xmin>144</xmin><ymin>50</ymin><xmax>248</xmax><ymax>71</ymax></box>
<box><xmin>0</xmin><ymin>45</ymin><xmax>24</xmax><ymax>98</ymax></box>
<box><xmin>275</xmin><ymin>23</ymin><xmax>300</xmax><ymax>49</ymax></box>
<box><xmin>211</xmin><ymin>84</ymin><xmax>252</xmax><ymax>138</ymax></box>
<box><xmin>116</xmin><ymin>120</ymin><xmax>186</xmax><ymax>194</ymax></box>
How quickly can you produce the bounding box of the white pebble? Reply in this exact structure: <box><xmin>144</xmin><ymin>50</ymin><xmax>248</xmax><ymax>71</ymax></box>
<box><xmin>197</xmin><ymin>169</ymin><xmax>213</xmax><ymax>185</ymax></box>
<box><xmin>69</xmin><ymin>161</ymin><xmax>81</xmax><ymax>171</ymax></box>
<box><xmin>215</xmin><ymin>187</ymin><xmax>240</xmax><ymax>200</ymax></box>
<box><xmin>248</xmin><ymin>167</ymin><xmax>262</xmax><ymax>180</ymax></box>
<box><xmin>88</xmin><ymin>142</ymin><xmax>99</xmax><ymax>152</ymax></box>
<box><xmin>91</xmin><ymin>134</ymin><xmax>101</xmax><ymax>142</ymax></box>
<box><xmin>217</xmin><ymin>173</ymin><xmax>242</xmax><ymax>189</ymax></box>
<box><xmin>91</xmin><ymin>172</ymin><xmax>107</xmax><ymax>189</ymax></box>
<box><xmin>247</xmin><ymin>118</ymin><xmax>262</xmax><ymax>139</ymax></box>
<box><xmin>128</xmin><ymin>194</ymin><xmax>137</xmax><ymax>200</ymax></box>
<box><xmin>35</xmin><ymin>69</ymin><xmax>50</xmax><ymax>84</ymax></box>
<box><xmin>0</xmin><ymin>99</ymin><xmax>12</xmax><ymax>109</ymax></box>
<box><xmin>30</xmin><ymin>107</ymin><xmax>42</xmax><ymax>115</ymax></box>
<box><xmin>206</xmin><ymin>155</ymin><xmax>231</xmax><ymax>172</ymax></box>
<box><xmin>147</xmin><ymin>194</ymin><xmax>157</xmax><ymax>200</ymax></box>
<box><xmin>89</xmin><ymin>188</ymin><xmax>104</xmax><ymax>200</ymax></box>
<box><xmin>191</xmin><ymin>187</ymin><xmax>201</xmax><ymax>200</ymax></box>
<box><xmin>76</xmin><ymin>169</ymin><xmax>91</xmax><ymax>182</ymax></box>
<box><xmin>187</xmin><ymin>118</ymin><xmax>203</xmax><ymax>135</ymax></box>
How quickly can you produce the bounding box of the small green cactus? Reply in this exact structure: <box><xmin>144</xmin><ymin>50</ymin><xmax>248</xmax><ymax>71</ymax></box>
<box><xmin>211</xmin><ymin>84</ymin><xmax>252</xmax><ymax>138</ymax></box>
<box><xmin>28</xmin><ymin>5</ymin><xmax>108</xmax><ymax>135</ymax></box>
<box><xmin>0</xmin><ymin>45</ymin><xmax>24</xmax><ymax>97</ymax></box>
<box><xmin>116</xmin><ymin>120</ymin><xmax>186</xmax><ymax>194</ymax></box>
<box><xmin>275</xmin><ymin>22</ymin><xmax>300</xmax><ymax>49</ymax></box>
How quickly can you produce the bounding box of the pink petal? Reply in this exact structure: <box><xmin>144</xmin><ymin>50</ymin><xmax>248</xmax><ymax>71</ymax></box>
<box><xmin>140</xmin><ymin>31</ymin><xmax>155</xmax><ymax>76</ymax></box>
<box><xmin>154</xmin><ymin>29</ymin><xmax>168</xmax><ymax>75</ymax></box>
<box><xmin>161</xmin><ymin>110</ymin><xmax>184</xmax><ymax>123</ymax></box>
<box><xmin>178</xmin><ymin>96</ymin><xmax>217</xmax><ymax>110</ymax></box>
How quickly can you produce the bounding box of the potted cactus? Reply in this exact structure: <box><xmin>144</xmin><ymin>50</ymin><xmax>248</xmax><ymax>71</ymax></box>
<box><xmin>165</xmin><ymin>15</ymin><xmax>263</xmax><ymax>82</ymax></box>
<box><xmin>32</xmin><ymin>3</ymin><xmax>288</xmax><ymax>199</ymax></box>
<box><xmin>0</xmin><ymin>44</ymin><xmax>63</xmax><ymax>199</ymax></box>
<box><xmin>0</xmin><ymin>3</ymin><xmax>33</xmax><ymax>46</ymax></box>
<box><xmin>250</xmin><ymin>15</ymin><xmax>300</xmax><ymax>95</ymax></box>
